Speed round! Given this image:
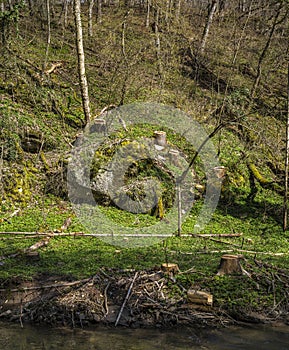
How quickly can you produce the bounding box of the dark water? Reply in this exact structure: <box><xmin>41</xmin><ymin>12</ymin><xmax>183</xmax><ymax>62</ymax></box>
<box><xmin>1</xmin><ymin>322</ymin><xmax>289</xmax><ymax>350</ymax></box>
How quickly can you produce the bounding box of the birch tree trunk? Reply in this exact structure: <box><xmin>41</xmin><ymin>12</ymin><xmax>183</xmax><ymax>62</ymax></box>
<box><xmin>146</xmin><ymin>0</ymin><xmax>151</xmax><ymax>28</ymax></box>
<box><xmin>199</xmin><ymin>0</ymin><xmax>217</xmax><ymax>55</ymax></box>
<box><xmin>88</xmin><ymin>0</ymin><xmax>95</xmax><ymax>37</ymax></box>
<box><xmin>97</xmin><ymin>0</ymin><xmax>102</xmax><ymax>24</ymax></box>
<box><xmin>154</xmin><ymin>6</ymin><xmax>162</xmax><ymax>78</ymax></box>
<box><xmin>283</xmin><ymin>62</ymin><xmax>289</xmax><ymax>231</ymax></box>
<box><xmin>74</xmin><ymin>0</ymin><xmax>91</xmax><ymax>124</ymax></box>
<box><xmin>43</xmin><ymin>0</ymin><xmax>51</xmax><ymax>72</ymax></box>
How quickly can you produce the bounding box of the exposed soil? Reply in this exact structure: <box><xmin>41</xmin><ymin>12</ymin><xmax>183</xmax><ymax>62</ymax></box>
<box><xmin>0</xmin><ymin>269</ymin><xmax>288</xmax><ymax>329</ymax></box>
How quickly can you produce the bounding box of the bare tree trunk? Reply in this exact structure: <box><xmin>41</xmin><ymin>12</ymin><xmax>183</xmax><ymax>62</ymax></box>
<box><xmin>146</xmin><ymin>0</ymin><xmax>151</xmax><ymax>28</ymax></box>
<box><xmin>175</xmin><ymin>0</ymin><xmax>181</xmax><ymax>21</ymax></box>
<box><xmin>88</xmin><ymin>0</ymin><xmax>95</xmax><ymax>37</ymax></box>
<box><xmin>97</xmin><ymin>0</ymin><xmax>102</xmax><ymax>24</ymax></box>
<box><xmin>154</xmin><ymin>6</ymin><xmax>162</xmax><ymax>78</ymax></box>
<box><xmin>199</xmin><ymin>0</ymin><xmax>218</xmax><ymax>55</ymax></box>
<box><xmin>283</xmin><ymin>62</ymin><xmax>289</xmax><ymax>231</ymax></box>
<box><xmin>251</xmin><ymin>3</ymin><xmax>282</xmax><ymax>99</ymax></box>
<box><xmin>74</xmin><ymin>0</ymin><xmax>91</xmax><ymax>124</ymax></box>
<box><xmin>43</xmin><ymin>0</ymin><xmax>51</xmax><ymax>72</ymax></box>
<box><xmin>27</xmin><ymin>0</ymin><xmax>34</xmax><ymax>16</ymax></box>
<box><xmin>165</xmin><ymin>0</ymin><xmax>169</xmax><ymax>23</ymax></box>
<box><xmin>58</xmin><ymin>0</ymin><xmax>69</xmax><ymax>27</ymax></box>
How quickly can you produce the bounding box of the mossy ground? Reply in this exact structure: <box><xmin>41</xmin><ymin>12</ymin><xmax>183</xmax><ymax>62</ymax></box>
<box><xmin>0</xmin><ymin>2</ymin><xmax>289</xmax><ymax>325</ymax></box>
<box><xmin>1</xmin><ymin>188</ymin><xmax>289</xmax><ymax>320</ymax></box>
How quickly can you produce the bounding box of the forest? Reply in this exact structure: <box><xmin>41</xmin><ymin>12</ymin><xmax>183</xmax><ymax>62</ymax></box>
<box><xmin>0</xmin><ymin>0</ymin><xmax>289</xmax><ymax>327</ymax></box>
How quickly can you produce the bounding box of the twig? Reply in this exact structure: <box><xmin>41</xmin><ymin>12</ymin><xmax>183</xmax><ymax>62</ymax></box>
<box><xmin>170</xmin><ymin>249</ymin><xmax>287</xmax><ymax>256</ymax></box>
<box><xmin>197</xmin><ymin>249</ymin><xmax>287</xmax><ymax>256</ymax></box>
<box><xmin>19</xmin><ymin>302</ymin><xmax>23</xmax><ymax>328</ymax></box>
<box><xmin>115</xmin><ymin>272</ymin><xmax>138</xmax><ymax>326</ymax></box>
<box><xmin>103</xmin><ymin>282</ymin><xmax>111</xmax><ymax>316</ymax></box>
<box><xmin>24</xmin><ymin>236</ymin><xmax>51</xmax><ymax>253</ymax></box>
<box><xmin>208</xmin><ymin>238</ymin><xmax>240</xmax><ymax>247</ymax></box>
<box><xmin>0</xmin><ymin>209</ymin><xmax>21</xmax><ymax>224</ymax></box>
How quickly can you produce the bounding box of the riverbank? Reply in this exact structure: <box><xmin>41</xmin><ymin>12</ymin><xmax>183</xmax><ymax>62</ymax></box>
<box><xmin>1</xmin><ymin>267</ymin><xmax>289</xmax><ymax>329</ymax></box>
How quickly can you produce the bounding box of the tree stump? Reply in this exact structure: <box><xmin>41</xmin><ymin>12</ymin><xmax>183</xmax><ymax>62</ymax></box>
<box><xmin>213</xmin><ymin>166</ymin><xmax>226</xmax><ymax>179</ymax></box>
<box><xmin>161</xmin><ymin>263</ymin><xmax>179</xmax><ymax>274</ymax></box>
<box><xmin>217</xmin><ymin>254</ymin><xmax>243</xmax><ymax>276</ymax></box>
<box><xmin>169</xmin><ymin>149</ymin><xmax>180</xmax><ymax>167</ymax></box>
<box><xmin>154</xmin><ymin>131</ymin><xmax>167</xmax><ymax>148</ymax></box>
<box><xmin>90</xmin><ymin>119</ymin><xmax>106</xmax><ymax>133</ymax></box>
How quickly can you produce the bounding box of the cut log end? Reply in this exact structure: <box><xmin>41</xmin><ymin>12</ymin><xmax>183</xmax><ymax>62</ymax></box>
<box><xmin>161</xmin><ymin>263</ymin><xmax>179</xmax><ymax>274</ymax></box>
<box><xmin>187</xmin><ymin>289</ymin><xmax>213</xmax><ymax>306</ymax></box>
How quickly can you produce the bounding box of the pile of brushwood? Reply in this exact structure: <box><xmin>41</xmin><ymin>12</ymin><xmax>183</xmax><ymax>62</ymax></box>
<box><xmin>1</xmin><ymin>262</ymin><xmax>289</xmax><ymax>329</ymax></box>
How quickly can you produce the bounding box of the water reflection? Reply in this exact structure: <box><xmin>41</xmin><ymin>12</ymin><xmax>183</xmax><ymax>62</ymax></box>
<box><xmin>1</xmin><ymin>322</ymin><xmax>289</xmax><ymax>349</ymax></box>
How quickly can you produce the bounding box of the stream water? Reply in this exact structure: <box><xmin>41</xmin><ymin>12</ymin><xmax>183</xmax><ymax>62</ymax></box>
<box><xmin>1</xmin><ymin>322</ymin><xmax>289</xmax><ymax>349</ymax></box>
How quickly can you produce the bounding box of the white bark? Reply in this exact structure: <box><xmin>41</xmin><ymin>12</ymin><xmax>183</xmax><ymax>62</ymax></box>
<box><xmin>74</xmin><ymin>0</ymin><xmax>91</xmax><ymax>123</ymax></box>
<box><xmin>88</xmin><ymin>0</ymin><xmax>95</xmax><ymax>37</ymax></box>
<box><xmin>199</xmin><ymin>0</ymin><xmax>217</xmax><ymax>55</ymax></box>
<box><xmin>43</xmin><ymin>0</ymin><xmax>51</xmax><ymax>72</ymax></box>
<box><xmin>283</xmin><ymin>62</ymin><xmax>289</xmax><ymax>231</ymax></box>
<box><xmin>146</xmin><ymin>0</ymin><xmax>151</xmax><ymax>27</ymax></box>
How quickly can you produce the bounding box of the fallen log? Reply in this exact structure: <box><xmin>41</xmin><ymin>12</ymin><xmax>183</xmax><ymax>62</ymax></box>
<box><xmin>24</xmin><ymin>236</ymin><xmax>51</xmax><ymax>253</ymax></box>
<box><xmin>0</xmin><ymin>232</ymin><xmax>243</xmax><ymax>238</ymax></box>
<box><xmin>0</xmin><ymin>236</ymin><xmax>52</xmax><ymax>264</ymax></box>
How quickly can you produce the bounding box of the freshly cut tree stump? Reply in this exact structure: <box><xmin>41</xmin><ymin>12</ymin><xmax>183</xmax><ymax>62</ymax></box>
<box><xmin>90</xmin><ymin>119</ymin><xmax>106</xmax><ymax>133</ymax></box>
<box><xmin>213</xmin><ymin>166</ymin><xmax>226</xmax><ymax>179</ymax></box>
<box><xmin>187</xmin><ymin>289</ymin><xmax>213</xmax><ymax>306</ymax></box>
<box><xmin>154</xmin><ymin>131</ymin><xmax>167</xmax><ymax>148</ymax></box>
<box><xmin>169</xmin><ymin>149</ymin><xmax>180</xmax><ymax>167</ymax></box>
<box><xmin>217</xmin><ymin>254</ymin><xmax>243</xmax><ymax>276</ymax></box>
<box><xmin>161</xmin><ymin>263</ymin><xmax>179</xmax><ymax>274</ymax></box>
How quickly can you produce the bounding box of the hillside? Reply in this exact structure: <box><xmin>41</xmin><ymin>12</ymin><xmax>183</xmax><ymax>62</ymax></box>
<box><xmin>1</xmin><ymin>0</ymin><xmax>289</xmax><ymax>327</ymax></box>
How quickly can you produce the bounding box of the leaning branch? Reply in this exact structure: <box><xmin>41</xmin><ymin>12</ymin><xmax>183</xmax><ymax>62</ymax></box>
<box><xmin>115</xmin><ymin>271</ymin><xmax>138</xmax><ymax>326</ymax></box>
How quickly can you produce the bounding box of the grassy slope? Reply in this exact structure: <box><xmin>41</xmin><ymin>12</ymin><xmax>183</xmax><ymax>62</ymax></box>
<box><xmin>0</xmin><ymin>3</ymin><xmax>289</xmax><ymax>318</ymax></box>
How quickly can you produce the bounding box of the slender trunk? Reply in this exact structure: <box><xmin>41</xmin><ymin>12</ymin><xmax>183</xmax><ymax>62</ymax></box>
<box><xmin>251</xmin><ymin>3</ymin><xmax>282</xmax><ymax>99</ymax></box>
<box><xmin>28</xmin><ymin>0</ymin><xmax>34</xmax><ymax>16</ymax></box>
<box><xmin>175</xmin><ymin>0</ymin><xmax>181</xmax><ymax>21</ymax></box>
<box><xmin>64</xmin><ymin>0</ymin><xmax>69</xmax><ymax>28</ymax></box>
<box><xmin>7</xmin><ymin>0</ymin><xmax>13</xmax><ymax>11</ymax></box>
<box><xmin>97</xmin><ymin>0</ymin><xmax>102</xmax><ymax>24</ymax></box>
<box><xmin>146</xmin><ymin>0</ymin><xmax>151</xmax><ymax>27</ymax></box>
<box><xmin>232</xmin><ymin>0</ymin><xmax>252</xmax><ymax>65</ymax></box>
<box><xmin>283</xmin><ymin>62</ymin><xmax>289</xmax><ymax>231</ymax></box>
<box><xmin>88</xmin><ymin>0</ymin><xmax>95</xmax><ymax>37</ymax></box>
<box><xmin>165</xmin><ymin>0</ymin><xmax>169</xmax><ymax>23</ymax></box>
<box><xmin>199</xmin><ymin>0</ymin><xmax>218</xmax><ymax>55</ymax></box>
<box><xmin>43</xmin><ymin>0</ymin><xmax>51</xmax><ymax>72</ymax></box>
<box><xmin>59</xmin><ymin>0</ymin><xmax>69</xmax><ymax>28</ymax></box>
<box><xmin>154</xmin><ymin>6</ymin><xmax>162</xmax><ymax>78</ymax></box>
<box><xmin>74</xmin><ymin>0</ymin><xmax>91</xmax><ymax>124</ymax></box>
<box><xmin>0</xmin><ymin>2</ymin><xmax>4</xmax><ymax>45</ymax></box>
<box><xmin>122</xmin><ymin>12</ymin><xmax>129</xmax><ymax>59</ymax></box>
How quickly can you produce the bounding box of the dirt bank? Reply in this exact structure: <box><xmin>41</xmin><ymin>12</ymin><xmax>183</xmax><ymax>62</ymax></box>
<box><xmin>0</xmin><ymin>269</ymin><xmax>288</xmax><ymax>329</ymax></box>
